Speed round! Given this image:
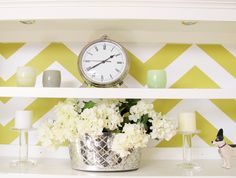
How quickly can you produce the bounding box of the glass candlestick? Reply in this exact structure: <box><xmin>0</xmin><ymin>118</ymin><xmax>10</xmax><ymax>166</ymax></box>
<box><xmin>10</xmin><ymin>128</ymin><xmax>36</xmax><ymax>167</ymax></box>
<box><xmin>178</xmin><ymin>130</ymin><xmax>200</xmax><ymax>169</ymax></box>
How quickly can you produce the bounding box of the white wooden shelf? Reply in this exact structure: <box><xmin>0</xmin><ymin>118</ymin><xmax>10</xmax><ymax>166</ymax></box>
<box><xmin>0</xmin><ymin>87</ymin><xmax>235</xmax><ymax>99</ymax></box>
<box><xmin>0</xmin><ymin>157</ymin><xmax>236</xmax><ymax>177</ymax></box>
<box><xmin>1</xmin><ymin>19</ymin><xmax>236</xmax><ymax>44</ymax></box>
<box><xmin>0</xmin><ymin>0</ymin><xmax>236</xmax><ymax>21</ymax></box>
<box><xmin>0</xmin><ymin>1</ymin><xmax>236</xmax><ymax>43</ymax></box>
<box><xmin>0</xmin><ymin>145</ymin><xmax>235</xmax><ymax>177</ymax></box>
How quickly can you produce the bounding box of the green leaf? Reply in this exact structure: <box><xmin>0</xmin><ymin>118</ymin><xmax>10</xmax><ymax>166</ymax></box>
<box><xmin>140</xmin><ymin>114</ymin><xmax>149</xmax><ymax>124</ymax></box>
<box><xmin>119</xmin><ymin>99</ymin><xmax>141</xmax><ymax>116</ymax></box>
<box><xmin>137</xmin><ymin>114</ymin><xmax>152</xmax><ymax>133</ymax></box>
<box><xmin>103</xmin><ymin>128</ymin><xmax>122</xmax><ymax>133</ymax></box>
<box><xmin>118</xmin><ymin>116</ymin><xmax>131</xmax><ymax>131</ymax></box>
<box><xmin>83</xmin><ymin>101</ymin><xmax>95</xmax><ymax>110</ymax></box>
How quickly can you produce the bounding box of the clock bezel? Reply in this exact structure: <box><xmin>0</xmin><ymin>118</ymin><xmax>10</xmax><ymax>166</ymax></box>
<box><xmin>78</xmin><ymin>36</ymin><xmax>130</xmax><ymax>87</ymax></box>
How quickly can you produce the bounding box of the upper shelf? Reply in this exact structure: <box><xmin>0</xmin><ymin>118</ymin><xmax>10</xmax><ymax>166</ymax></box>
<box><xmin>1</xmin><ymin>19</ymin><xmax>236</xmax><ymax>44</ymax></box>
<box><xmin>0</xmin><ymin>87</ymin><xmax>235</xmax><ymax>99</ymax></box>
<box><xmin>0</xmin><ymin>0</ymin><xmax>236</xmax><ymax>21</ymax></box>
<box><xmin>0</xmin><ymin>0</ymin><xmax>236</xmax><ymax>43</ymax></box>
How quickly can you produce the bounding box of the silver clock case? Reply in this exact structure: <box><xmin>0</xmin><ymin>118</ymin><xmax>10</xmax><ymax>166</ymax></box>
<box><xmin>78</xmin><ymin>37</ymin><xmax>130</xmax><ymax>88</ymax></box>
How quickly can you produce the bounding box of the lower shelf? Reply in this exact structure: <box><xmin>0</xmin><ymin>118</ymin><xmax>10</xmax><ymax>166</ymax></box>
<box><xmin>0</xmin><ymin>157</ymin><xmax>236</xmax><ymax>177</ymax></box>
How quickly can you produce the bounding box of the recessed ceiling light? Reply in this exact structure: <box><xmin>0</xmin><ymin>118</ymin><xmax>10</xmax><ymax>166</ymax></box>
<box><xmin>19</xmin><ymin>20</ymin><xmax>36</xmax><ymax>25</ymax></box>
<box><xmin>182</xmin><ymin>21</ymin><xmax>198</xmax><ymax>26</ymax></box>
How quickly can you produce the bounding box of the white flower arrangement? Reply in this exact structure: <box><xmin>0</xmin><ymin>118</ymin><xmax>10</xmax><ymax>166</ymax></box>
<box><xmin>38</xmin><ymin>99</ymin><xmax>176</xmax><ymax>157</ymax></box>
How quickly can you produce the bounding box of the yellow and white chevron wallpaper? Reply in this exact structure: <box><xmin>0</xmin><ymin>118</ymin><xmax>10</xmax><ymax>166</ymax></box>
<box><xmin>0</xmin><ymin>42</ymin><xmax>236</xmax><ymax>148</ymax></box>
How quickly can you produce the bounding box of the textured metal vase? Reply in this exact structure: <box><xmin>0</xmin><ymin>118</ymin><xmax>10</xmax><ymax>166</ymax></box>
<box><xmin>69</xmin><ymin>132</ymin><xmax>141</xmax><ymax>172</ymax></box>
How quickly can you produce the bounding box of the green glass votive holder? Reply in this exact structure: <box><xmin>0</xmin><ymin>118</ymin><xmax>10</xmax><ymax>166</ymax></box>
<box><xmin>16</xmin><ymin>66</ymin><xmax>36</xmax><ymax>87</ymax></box>
<box><xmin>147</xmin><ymin>70</ymin><xmax>167</xmax><ymax>88</ymax></box>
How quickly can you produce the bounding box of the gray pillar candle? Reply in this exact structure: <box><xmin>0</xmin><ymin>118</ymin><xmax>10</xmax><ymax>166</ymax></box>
<box><xmin>42</xmin><ymin>70</ymin><xmax>61</xmax><ymax>87</ymax></box>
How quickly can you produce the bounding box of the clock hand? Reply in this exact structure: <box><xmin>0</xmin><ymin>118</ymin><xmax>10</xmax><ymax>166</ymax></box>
<box><xmin>85</xmin><ymin>60</ymin><xmax>111</xmax><ymax>62</ymax></box>
<box><xmin>87</xmin><ymin>55</ymin><xmax>115</xmax><ymax>71</ymax></box>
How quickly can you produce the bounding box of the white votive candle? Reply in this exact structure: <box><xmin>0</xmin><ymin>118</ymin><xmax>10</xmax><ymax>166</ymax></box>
<box><xmin>15</xmin><ymin>110</ymin><xmax>33</xmax><ymax>129</ymax></box>
<box><xmin>178</xmin><ymin>112</ymin><xmax>196</xmax><ymax>132</ymax></box>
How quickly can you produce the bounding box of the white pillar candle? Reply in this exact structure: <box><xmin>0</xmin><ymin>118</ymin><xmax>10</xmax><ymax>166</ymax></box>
<box><xmin>178</xmin><ymin>112</ymin><xmax>196</xmax><ymax>132</ymax></box>
<box><xmin>15</xmin><ymin>110</ymin><xmax>33</xmax><ymax>129</ymax></box>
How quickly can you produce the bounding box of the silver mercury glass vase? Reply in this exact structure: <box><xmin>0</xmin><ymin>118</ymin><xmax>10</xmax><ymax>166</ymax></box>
<box><xmin>68</xmin><ymin>132</ymin><xmax>141</xmax><ymax>172</ymax></box>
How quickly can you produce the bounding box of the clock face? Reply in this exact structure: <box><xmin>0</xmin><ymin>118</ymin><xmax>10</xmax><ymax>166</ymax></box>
<box><xmin>79</xmin><ymin>41</ymin><xmax>128</xmax><ymax>86</ymax></box>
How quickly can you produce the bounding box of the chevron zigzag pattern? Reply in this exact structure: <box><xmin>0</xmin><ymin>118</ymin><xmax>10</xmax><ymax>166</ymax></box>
<box><xmin>0</xmin><ymin>42</ymin><xmax>236</xmax><ymax>148</ymax></box>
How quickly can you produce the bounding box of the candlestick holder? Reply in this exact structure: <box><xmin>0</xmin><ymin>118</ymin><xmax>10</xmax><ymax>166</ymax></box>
<box><xmin>177</xmin><ymin>130</ymin><xmax>201</xmax><ymax>169</ymax></box>
<box><xmin>10</xmin><ymin>128</ymin><xmax>36</xmax><ymax>167</ymax></box>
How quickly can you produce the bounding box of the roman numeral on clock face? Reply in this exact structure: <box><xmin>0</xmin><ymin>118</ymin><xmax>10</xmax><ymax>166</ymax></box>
<box><xmin>111</xmin><ymin>46</ymin><xmax>115</xmax><ymax>52</ymax></box>
<box><xmin>87</xmin><ymin>52</ymin><xmax>93</xmax><ymax>56</ymax></box>
<box><xmin>86</xmin><ymin>66</ymin><xmax>92</xmax><ymax>71</ymax></box>
<box><xmin>115</xmin><ymin>68</ymin><xmax>121</xmax><ymax>73</ymax></box>
<box><xmin>95</xmin><ymin>46</ymin><xmax>98</xmax><ymax>51</ymax></box>
<box><xmin>103</xmin><ymin>43</ymin><xmax>106</xmax><ymax>50</ymax></box>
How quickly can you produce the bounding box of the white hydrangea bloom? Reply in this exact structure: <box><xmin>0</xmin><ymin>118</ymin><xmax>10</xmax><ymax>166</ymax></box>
<box><xmin>128</xmin><ymin>100</ymin><xmax>154</xmax><ymax>122</ymax></box>
<box><xmin>150</xmin><ymin>115</ymin><xmax>176</xmax><ymax>141</ymax></box>
<box><xmin>77</xmin><ymin>103</ymin><xmax>123</xmax><ymax>136</ymax></box>
<box><xmin>97</xmin><ymin>103</ymin><xmax>123</xmax><ymax>130</ymax></box>
<box><xmin>77</xmin><ymin>107</ymin><xmax>104</xmax><ymax>136</ymax></box>
<box><xmin>54</xmin><ymin>100</ymin><xmax>82</xmax><ymax>141</ymax></box>
<box><xmin>38</xmin><ymin>122</ymin><xmax>55</xmax><ymax>148</ymax></box>
<box><xmin>38</xmin><ymin>99</ymin><xmax>84</xmax><ymax>147</ymax></box>
<box><xmin>112</xmin><ymin>123</ymin><xmax>149</xmax><ymax>157</ymax></box>
<box><xmin>111</xmin><ymin>134</ymin><xmax>131</xmax><ymax>157</ymax></box>
<box><xmin>64</xmin><ymin>98</ymin><xmax>84</xmax><ymax>113</ymax></box>
<box><xmin>96</xmin><ymin>99</ymin><xmax>123</xmax><ymax>108</ymax></box>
